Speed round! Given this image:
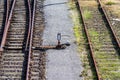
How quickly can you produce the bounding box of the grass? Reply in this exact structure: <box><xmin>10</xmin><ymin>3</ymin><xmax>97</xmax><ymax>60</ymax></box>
<box><xmin>88</xmin><ymin>28</ymin><xmax>101</xmax><ymax>51</ymax></box>
<box><xmin>88</xmin><ymin>28</ymin><xmax>120</xmax><ymax>79</ymax></box>
<box><xmin>68</xmin><ymin>1</ymin><xmax>97</xmax><ymax>79</ymax></box>
<box><xmin>94</xmin><ymin>51</ymin><xmax>120</xmax><ymax>79</ymax></box>
<box><xmin>102</xmin><ymin>0</ymin><xmax>120</xmax><ymax>17</ymax></box>
<box><xmin>73</xmin><ymin>26</ymin><xmax>81</xmax><ymax>43</ymax></box>
<box><xmin>80</xmin><ymin>1</ymin><xmax>97</xmax><ymax>7</ymax></box>
<box><xmin>85</xmin><ymin>7</ymin><xmax>120</xmax><ymax>79</ymax></box>
<box><xmin>83</xmin><ymin>10</ymin><xmax>92</xmax><ymax>20</ymax></box>
<box><xmin>69</xmin><ymin>0</ymin><xmax>120</xmax><ymax>79</ymax></box>
<box><xmin>68</xmin><ymin>0</ymin><xmax>82</xmax><ymax>45</ymax></box>
<box><xmin>105</xmin><ymin>1</ymin><xmax>115</xmax><ymax>5</ymax></box>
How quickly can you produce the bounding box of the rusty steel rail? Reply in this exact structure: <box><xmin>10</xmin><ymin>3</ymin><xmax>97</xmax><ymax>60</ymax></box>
<box><xmin>76</xmin><ymin>0</ymin><xmax>101</xmax><ymax>80</ymax></box>
<box><xmin>97</xmin><ymin>0</ymin><xmax>120</xmax><ymax>48</ymax></box>
<box><xmin>25</xmin><ymin>0</ymin><xmax>32</xmax><ymax>51</ymax></box>
<box><xmin>5</xmin><ymin>0</ymin><xmax>10</xmax><ymax>27</ymax></box>
<box><xmin>26</xmin><ymin>0</ymin><xmax>36</xmax><ymax>80</ymax></box>
<box><xmin>0</xmin><ymin>0</ymin><xmax>16</xmax><ymax>51</ymax></box>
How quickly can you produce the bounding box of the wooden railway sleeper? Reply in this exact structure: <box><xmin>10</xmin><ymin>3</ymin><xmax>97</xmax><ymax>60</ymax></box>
<box><xmin>0</xmin><ymin>0</ymin><xmax>16</xmax><ymax>52</ymax></box>
<box><xmin>76</xmin><ymin>0</ymin><xmax>102</xmax><ymax>79</ymax></box>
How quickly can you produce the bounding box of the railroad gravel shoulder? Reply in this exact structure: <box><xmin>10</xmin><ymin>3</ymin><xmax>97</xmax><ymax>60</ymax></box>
<box><xmin>30</xmin><ymin>0</ymin><xmax>46</xmax><ymax>80</ymax></box>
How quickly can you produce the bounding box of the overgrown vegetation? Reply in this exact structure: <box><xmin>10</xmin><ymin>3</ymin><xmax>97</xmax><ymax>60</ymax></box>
<box><xmin>68</xmin><ymin>0</ymin><xmax>96</xmax><ymax>79</ymax></box>
<box><xmin>69</xmin><ymin>0</ymin><xmax>120</xmax><ymax>79</ymax></box>
<box><xmin>83</xmin><ymin>10</ymin><xmax>92</xmax><ymax>20</ymax></box>
<box><xmin>88</xmin><ymin>28</ymin><xmax>101</xmax><ymax>51</ymax></box>
<box><xmin>88</xmin><ymin>26</ymin><xmax>120</xmax><ymax>79</ymax></box>
<box><xmin>105</xmin><ymin>1</ymin><xmax>115</xmax><ymax>5</ymax></box>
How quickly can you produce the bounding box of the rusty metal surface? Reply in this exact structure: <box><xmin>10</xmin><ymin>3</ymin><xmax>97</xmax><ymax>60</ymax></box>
<box><xmin>77</xmin><ymin>0</ymin><xmax>120</xmax><ymax>79</ymax></box>
<box><xmin>25</xmin><ymin>0</ymin><xmax>32</xmax><ymax>51</ymax></box>
<box><xmin>98</xmin><ymin>0</ymin><xmax>120</xmax><ymax>48</ymax></box>
<box><xmin>0</xmin><ymin>0</ymin><xmax>44</xmax><ymax>79</ymax></box>
<box><xmin>0</xmin><ymin>0</ymin><xmax>16</xmax><ymax>51</ymax></box>
<box><xmin>76</xmin><ymin>0</ymin><xmax>101</xmax><ymax>79</ymax></box>
<box><xmin>0</xmin><ymin>0</ymin><xmax>32</xmax><ymax>79</ymax></box>
<box><xmin>5</xmin><ymin>0</ymin><xmax>9</xmax><ymax>27</ymax></box>
<box><xmin>26</xmin><ymin>0</ymin><xmax>36</xmax><ymax>80</ymax></box>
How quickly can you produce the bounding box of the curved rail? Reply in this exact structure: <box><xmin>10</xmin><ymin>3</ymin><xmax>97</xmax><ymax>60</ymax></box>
<box><xmin>25</xmin><ymin>0</ymin><xmax>32</xmax><ymax>51</ymax></box>
<box><xmin>0</xmin><ymin>0</ymin><xmax>16</xmax><ymax>51</ymax></box>
<box><xmin>5</xmin><ymin>0</ymin><xmax>10</xmax><ymax>28</ymax></box>
<box><xmin>76</xmin><ymin>0</ymin><xmax>101</xmax><ymax>79</ymax></box>
<box><xmin>0</xmin><ymin>0</ymin><xmax>9</xmax><ymax>56</ymax></box>
<box><xmin>97</xmin><ymin>0</ymin><xmax>120</xmax><ymax>48</ymax></box>
<box><xmin>26</xmin><ymin>0</ymin><xmax>36</xmax><ymax>80</ymax></box>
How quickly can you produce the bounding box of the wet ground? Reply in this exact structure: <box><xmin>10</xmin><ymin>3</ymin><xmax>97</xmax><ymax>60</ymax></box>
<box><xmin>43</xmin><ymin>0</ymin><xmax>83</xmax><ymax>80</ymax></box>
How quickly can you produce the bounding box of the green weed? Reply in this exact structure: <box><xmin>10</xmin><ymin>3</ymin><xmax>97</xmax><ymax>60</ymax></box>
<box><xmin>106</xmin><ymin>1</ymin><xmax>115</xmax><ymax>5</ymax></box>
<box><xmin>83</xmin><ymin>10</ymin><xmax>92</xmax><ymax>20</ymax></box>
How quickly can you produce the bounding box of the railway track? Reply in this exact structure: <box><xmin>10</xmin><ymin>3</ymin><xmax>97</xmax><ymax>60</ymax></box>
<box><xmin>100</xmin><ymin>0</ymin><xmax>120</xmax><ymax>48</ymax></box>
<box><xmin>27</xmin><ymin>0</ymin><xmax>45</xmax><ymax>80</ymax></box>
<box><xmin>0</xmin><ymin>0</ymin><xmax>45</xmax><ymax>80</ymax></box>
<box><xmin>0</xmin><ymin>0</ymin><xmax>29</xmax><ymax>79</ymax></box>
<box><xmin>26</xmin><ymin>0</ymin><xmax>45</xmax><ymax>80</ymax></box>
<box><xmin>76</xmin><ymin>0</ymin><xmax>120</xmax><ymax>79</ymax></box>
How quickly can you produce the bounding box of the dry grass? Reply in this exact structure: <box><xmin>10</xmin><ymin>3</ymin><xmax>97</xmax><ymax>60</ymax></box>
<box><xmin>101</xmin><ymin>0</ymin><xmax>120</xmax><ymax>17</ymax></box>
<box><xmin>111</xmin><ymin>5</ymin><xmax>120</xmax><ymax>17</ymax></box>
<box><xmin>101</xmin><ymin>0</ymin><xmax>119</xmax><ymax>3</ymax></box>
<box><xmin>105</xmin><ymin>1</ymin><xmax>115</xmax><ymax>5</ymax></box>
<box><xmin>79</xmin><ymin>1</ymin><xmax>97</xmax><ymax>7</ymax></box>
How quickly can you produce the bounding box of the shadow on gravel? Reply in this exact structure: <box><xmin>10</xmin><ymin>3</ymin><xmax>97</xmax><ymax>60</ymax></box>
<box><xmin>21</xmin><ymin>0</ymin><xmax>30</xmax><ymax>79</ymax></box>
<box><xmin>0</xmin><ymin>0</ymin><xmax>7</xmax><ymax>45</ymax></box>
